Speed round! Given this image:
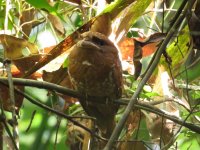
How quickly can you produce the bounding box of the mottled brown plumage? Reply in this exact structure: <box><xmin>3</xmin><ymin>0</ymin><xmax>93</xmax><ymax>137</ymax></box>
<box><xmin>68</xmin><ymin>31</ymin><xmax>122</xmax><ymax>138</ymax></box>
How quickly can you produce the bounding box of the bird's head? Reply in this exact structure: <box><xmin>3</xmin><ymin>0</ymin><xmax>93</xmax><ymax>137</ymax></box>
<box><xmin>77</xmin><ymin>31</ymin><xmax>114</xmax><ymax>51</ymax></box>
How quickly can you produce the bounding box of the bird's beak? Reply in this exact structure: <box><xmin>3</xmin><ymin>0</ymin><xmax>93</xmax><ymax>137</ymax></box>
<box><xmin>77</xmin><ymin>40</ymin><xmax>102</xmax><ymax>51</ymax></box>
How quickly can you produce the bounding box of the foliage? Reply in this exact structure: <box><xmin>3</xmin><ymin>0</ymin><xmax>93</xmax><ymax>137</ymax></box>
<box><xmin>0</xmin><ymin>0</ymin><xmax>200</xmax><ymax>150</ymax></box>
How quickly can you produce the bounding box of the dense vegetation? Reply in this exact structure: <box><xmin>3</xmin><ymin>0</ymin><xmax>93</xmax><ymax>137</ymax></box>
<box><xmin>0</xmin><ymin>0</ymin><xmax>200</xmax><ymax>149</ymax></box>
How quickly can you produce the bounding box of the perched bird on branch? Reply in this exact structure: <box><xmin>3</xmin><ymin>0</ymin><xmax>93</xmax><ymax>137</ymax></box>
<box><xmin>68</xmin><ymin>31</ymin><xmax>122</xmax><ymax>138</ymax></box>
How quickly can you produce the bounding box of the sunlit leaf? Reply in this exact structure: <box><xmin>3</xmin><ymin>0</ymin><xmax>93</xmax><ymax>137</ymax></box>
<box><xmin>113</xmin><ymin>0</ymin><xmax>152</xmax><ymax>39</ymax></box>
<box><xmin>177</xmin><ymin>131</ymin><xmax>200</xmax><ymax>150</ymax></box>
<box><xmin>25</xmin><ymin>0</ymin><xmax>57</xmax><ymax>13</ymax></box>
<box><xmin>178</xmin><ymin>56</ymin><xmax>200</xmax><ymax>82</ymax></box>
<box><xmin>48</xmin><ymin>14</ymin><xmax>66</xmax><ymax>37</ymax></box>
<box><xmin>0</xmin><ymin>34</ymin><xmax>39</xmax><ymax>59</ymax></box>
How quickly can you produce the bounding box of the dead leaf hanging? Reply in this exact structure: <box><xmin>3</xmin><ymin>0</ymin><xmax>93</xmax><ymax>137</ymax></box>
<box><xmin>0</xmin><ymin>34</ymin><xmax>39</xmax><ymax>59</ymax></box>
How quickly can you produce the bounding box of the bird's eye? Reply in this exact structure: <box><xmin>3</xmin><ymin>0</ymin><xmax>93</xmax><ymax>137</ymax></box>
<box><xmin>91</xmin><ymin>36</ymin><xmax>106</xmax><ymax>46</ymax></box>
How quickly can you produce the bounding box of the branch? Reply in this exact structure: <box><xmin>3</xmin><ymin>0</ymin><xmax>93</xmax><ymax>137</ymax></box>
<box><xmin>0</xmin><ymin>77</ymin><xmax>80</xmax><ymax>98</ymax></box>
<box><xmin>133</xmin><ymin>102</ymin><xmax>200</xmax><ymax>134</ymax></box>
<box><xmin>0</xmin><ymin>111</ymin><xmax>18</xmax><ymax>150</ymax></box>
<box><xmin>104</xmin><ymin>0</ymin><xmax>196</xmax><ymax>149</ymax></box>
<box><xmin>0</xmin><ymin>77</ymin><xmax>200</xmax><ymax>133</ymax></box>
<box><xmin>4</xmin><ymin>60</ymin><xmax>18</xmax><ymax>148</ymax></box>
<box><xmin>25</xmin><ymin>110</ymin><xmax>36</xmax><ymax>132</ymax></box>
<box><xmin>0</xmin><ymin>81</ymin><xmax>106</xmax><ymax>142</ymax></box>
<box><xmin>1</xmin><ymin>118</ymin><xmax>19</xmax><ymax>150</ymax></box>
<box><xmin>0</xmin><ymin>122</ymin><xmax>3</xmax><ymax>150</ymax></box>
<box><xmin>0</xmin><ymin>77</ymin><xmax>191</xmax><ymax>113</ymax></box>
<box><xmin>0</xmin><ymin>78</ymin><xmax>200</xmax><ymax>135</ymax></box>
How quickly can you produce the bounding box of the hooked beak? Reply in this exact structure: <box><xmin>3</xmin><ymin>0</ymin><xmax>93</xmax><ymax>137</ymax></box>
<box><xmin>77</xmin><ymin>40</ymin><xmax>102</xmax><ymax>51</ymax></box>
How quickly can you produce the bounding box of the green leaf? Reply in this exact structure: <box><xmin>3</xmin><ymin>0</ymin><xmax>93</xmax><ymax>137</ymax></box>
<box><xmin>63</xmin><ymin>57</ymin><xmax>69</xmax><ymax>68</ymax></box>
<box><xmin>177</xmin><ymin>130</ymin><xmax>200</xmax><ymax>149</ymax></box>
<box><xmin>25</xmin><ymin>0</ymin><xmax>56</xmax><ymax>14</ymax></box>
<box><xmin>132</xmin><ymin>118</ymin><xmax>150</xmax><ymax>141</ymax></box>
<box><xmin>178</xmin><ymin>57</ymin><xmax>200</xmax><ymax>82</ymax></box>
<box><xmin>144</xmin><ymin>92</ymin><xmax>160</xmax><ymax>98</ymax></box>
<box><xmin>103</xmin><ymin>0</ymin><xmax>151</xmax><ymax>18</ymax></box>
<box><xmin>165</xmin><ymin>27</ymin><xmax>190</xmax><ymax>69</ymax></box>
<box><xmin>102</xmin><ymin>0</ymin><xmax>152</xmax><ymax>36</ymax></box>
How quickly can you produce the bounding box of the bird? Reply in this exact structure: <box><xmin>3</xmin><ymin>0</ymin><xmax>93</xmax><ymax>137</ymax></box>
<box><xmin>68</xmin><ymin>31</ymin><xmax>122</xmax><ymax>138</ymax></box>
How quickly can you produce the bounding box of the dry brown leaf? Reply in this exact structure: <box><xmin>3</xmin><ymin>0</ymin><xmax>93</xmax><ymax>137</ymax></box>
<box><xmin>118</xmin><ymin>38</ymin><xmax>158</xmax><ymax>61</ymax></box>
<box><xmin>0</xmin><ymin>85</ymin><xmax>24</xmax><ymax>113</ymax></box>
<box><xmin>118</xmin><ymin>38</ymin><xmax>134</xmax><ymax>61</ymax></box>
<box><xmin>0</xmin><ymin>34</ymin><xmax>38</xmax><ymax>59</ymax></box>
<box><xmin>152</xmin><ymin>65</ymin><xmax>180</xmax><ymax>112</ymax></box>
<box><xmin>148</xmin><ymin>65</ymin><xmax>180</xmax><ymax>146</ymax></box>
<box><xmin>126</xmin><ymin>110</ymin><xmax>142</xmax><ymax>132</ymax></box>
<box><xmin>117</xmin><ymin>110</ymin><xmax>145</xmax><ymax>150</ymax></box>
<box><xmin>146</xmin><ymin>113</ymin><xmax>176</xmax><ymax>145</ymax></box>
<box><xmin>9</xmin><ymin>65</ymin><xmax>42</xmax><ymax>79</ymax></box>
<box><xmin>110</xmin><ymin>0</ymin><xmax>151</xmax><ymax>43</ymax></box>
<box><xmin>118</xmin><ymin>141</ymin><xmax>147</xmax><ymax>150</ymax></box>
<box><xmin>13</xmin><ymin>54</ymin><xmax>42</xmax><ymax>74</ymax></box>
<box><xmin>66</xmin><ymin>119</ymin><xmax>94</xmax><ymax>150</ymax></box>
<box><xmin>0</xmin><ymin>63</ymin><xmax>41</xmax><ymax>112</ymax></box>
<box><xmin>48</xmin><ymin>14</ymin><xmax>65</xmax><ymax>37</ymax></box>
<box><xmin>118</xmin><ymin>33</ymin><xmax>165</xmax><ymax>61</ymax></box>
<box><xmin>91</xmin><ymin>13</ymin><xmax>111</xmax><ymax>36</ymax></box>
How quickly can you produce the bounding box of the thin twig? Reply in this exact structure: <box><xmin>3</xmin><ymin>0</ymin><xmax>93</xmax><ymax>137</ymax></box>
<box><xmin>4</xmin><ymin>60</ymin><xmax>18</xmax><ymax>148</ymax></box>
<box><xmin>54</xmin><ymin>118</ymin><xmax>61</xmax><ymax>150</ymax></box>
<box><xmin>169</xmin><ymin>0</ymin><xmax>188</xmax><ymax>28</ymax></box>
<box><xmin>133</xmin><ymin>111</ymin><xmax>142</xmax><ymax>150</ymax></box>
<box><xmin>0</xmin><ymin>93</ymin><xmax>4</xmax><ymax>150</ymax></box>
<box><xmin>25</xmin><ymin>110</ymin><xmax>36</xmax><ymax>132</ymax></box>
<box><xmin>175</xmin><ymin>83</ymin><xmax>200</xmax><ymax>91</ymax></box>
<box><xmin>161</xmin><ymin>95</ymin><xmax>200</xmax><ymax>150</ymax></box>
<box><xmin>104</xmin><ymin>1</ymin><xmax>196</xmax><ymax>149</ymax></box>
<box><xmin>114</xmin><ymin>99</ymin><xmax>200</xmax><ymax>134</ymax></box>
<box><xmin>0</xmin><ymin>123</ymin><xmax>3</xmax><ymax>150</ymax></box>
<box><xmin>1</xmin><ymin>119</ymin><xmax>19</xmax><ymax>150</ymax></box>
<box><xmin>134</xmin><ymin>102</ymin><xmax>200</xmax><ymax>134</ymax></box>
<box><xmin>160</xmin><ymin>117</ymin><xmax>164</xmax><ymax>148</ymax></box>
<box><xmin>0</xmin><ymin>106</ymin><xmax>18</xmax><ymax>150</ymax></box>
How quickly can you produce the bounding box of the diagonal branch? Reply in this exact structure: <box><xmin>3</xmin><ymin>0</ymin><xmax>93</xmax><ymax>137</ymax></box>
<box><xmin>104</xmin><ymin>0</ymin><xmax>196</xmax><ymax>149</ymax></box>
